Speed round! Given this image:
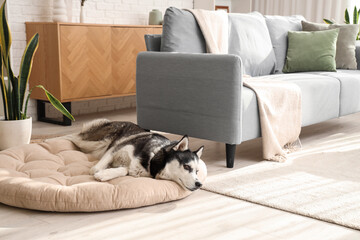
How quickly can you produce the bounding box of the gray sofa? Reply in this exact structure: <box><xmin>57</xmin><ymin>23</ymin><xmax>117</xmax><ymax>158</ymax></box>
<box><xmin>136</xmin><ymin>10</ymin><xmax>360</xmax><ymax>168</ymax></box>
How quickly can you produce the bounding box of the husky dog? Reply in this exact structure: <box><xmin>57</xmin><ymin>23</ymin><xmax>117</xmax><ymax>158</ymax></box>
<box><xmin>67</xmin><ymin>119</ymin><xmax>205</xmax><ymax>191</ymax></box>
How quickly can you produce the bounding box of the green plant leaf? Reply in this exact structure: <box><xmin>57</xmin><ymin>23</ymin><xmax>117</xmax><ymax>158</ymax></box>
<box><xmin>35</xmin><ymin>85</ymin><xmax>75</xmax><ymax>121</ymax></box>
<box><xmin>0</xmin><ymin>0</ymin><xmax>11</xmax><ymax>66</ymax></box>
<box><xmin>11</xmin><ymin>83</ymin><xmax>19</xmax><ymax>119</ymax></box>
<box><xmin>345</xmin><ymin>8</ymin><xmax>350</xmax><ymax>24</ymax></box>
<box><xmin>323</xmin><ymin>18</ymin><xmax>334</xmax><ymax>24</ymax></box>
<box><xmin>19</xmin><ymin>33</ymin><xmax>39</xmax><ymax>114</ymax></box>
<box><xmin>6</xmin><ymin>60</ymin><xmax>21</xmax><ymax>120</ymax></box>
<box><xmin>6</xmin><ymin>81</ymin><xmax>12</xmax><ymax>119</ymax></box>
<box><xmin>354</xmin><ymin>6</ymin><xmax>359</xmax><ymax>24</ymax></box>
<box><xmin>13</xmin><ymin>76</ymin><xmax>20</xmax><ymax>120</ymax></box>
<box><xmin>0</xmin><ymin>47</ymin><xmax>8</xmax><ymax>120</ymax></box>
<box><xmin>22</xmin><ymin>86</ymin><xmax>32</xmax><ymax>119</ymax></box>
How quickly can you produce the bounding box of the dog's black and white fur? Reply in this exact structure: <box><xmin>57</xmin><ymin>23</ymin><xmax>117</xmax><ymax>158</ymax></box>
<box><xmin>67</xmin><ymin>119</ymin><xmax>205</xmax><ymax>191</ymax></box>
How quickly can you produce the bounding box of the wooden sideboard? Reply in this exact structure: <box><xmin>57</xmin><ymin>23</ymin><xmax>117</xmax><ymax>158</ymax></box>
<box><xmin>25</xmin><ymin>22</ymin><xmax>161</xmax><ymax>125</ymax></box>
<box><xmin>26</xmin><ymin>22</ymin><xmax>162</xmax><ymax>102</ymax></box>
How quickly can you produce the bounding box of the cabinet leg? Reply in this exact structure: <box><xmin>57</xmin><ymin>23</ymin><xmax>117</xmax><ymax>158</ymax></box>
<box><xmin>37</xmin><ymin>100</ymin><xmax>72</xmax><ymax>126</ymax></box>
<box><xmin>226</xmin><ymin>144</ymin><xmax>236</xmax><ymax>168</ymax></box>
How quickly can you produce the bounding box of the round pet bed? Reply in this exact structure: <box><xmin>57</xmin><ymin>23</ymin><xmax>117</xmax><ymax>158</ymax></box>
<box><xmin>0</xmin><ymin>138</ymin><xmax>207</xmax><ymax>212</ymax></box>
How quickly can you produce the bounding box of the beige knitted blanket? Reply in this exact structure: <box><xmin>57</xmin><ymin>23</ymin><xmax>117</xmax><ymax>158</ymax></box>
<box><xmin>187</xmin><ymin>9</ymin><xmax>302</xmax><ymax>161</ymax></box>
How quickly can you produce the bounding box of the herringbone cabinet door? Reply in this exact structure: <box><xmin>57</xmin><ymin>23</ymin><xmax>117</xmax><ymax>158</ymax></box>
<box><xmin>60</xmin><ymin>26</ymin><xmax>112</xmax><ymax>100</ymax></box>
<box><xmin>112</xmin><ymin>27</ymin><xmax>153</xmax><ymax>95</ymax></box>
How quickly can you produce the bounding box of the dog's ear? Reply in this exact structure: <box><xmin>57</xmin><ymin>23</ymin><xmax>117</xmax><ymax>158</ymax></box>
<box><xmin>173</xmin><ymin>135</ymin><xmax>189</xmax><ymax>151</ymax></box>
<box><xmin>194</xmin><ymin>146</ymin><xmax>204</xmax><ymax>158</ymax></box>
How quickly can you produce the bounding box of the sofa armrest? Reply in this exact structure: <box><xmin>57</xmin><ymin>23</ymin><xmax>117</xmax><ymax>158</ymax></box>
<box><xmin>356</xmin><ymin>41</ymin><xmax>360</xmax><ymax>70</ymax></box>
<box><xmin>144</xmin><ymin>34</ymin><xmax>161</xmax><ymax>51</ymax></box>
<box><xmin>136</xmin><ymin>52</ymin><xmax>243</xmax><ymax>144</ymax></box>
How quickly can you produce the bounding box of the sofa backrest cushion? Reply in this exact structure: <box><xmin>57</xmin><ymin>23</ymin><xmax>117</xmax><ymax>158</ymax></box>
<box><xmin>145</xmin><ymin>34</ymin><xmax>162</xmax><ymax>51</ymax></box>
<box><xmin>265</xmin><ymin>15</ymin><xmax>305</xmax><ymax>74</ymax></box>
<box><xmin>228</xmin><ymin>12</ymin><xmax>276</xmax><ymax>76</ymax></box>
<box><xmin>356</xmin><ymin>41</ymin><xmax>360</xmax><ymax>70</ymax></box>
<box><xmin>161</xmin><ymin>7</ymin><xmax>206</xmax><ymax>53</ymax></box>
<box><xmin>302</xmin><ymin>21</ymin><xmax>358</xmax><ymax>70</ymax></box>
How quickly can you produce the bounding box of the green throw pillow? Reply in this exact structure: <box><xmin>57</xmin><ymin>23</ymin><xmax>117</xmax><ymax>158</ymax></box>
<box><xmin>302</xmin><ymin>21</ymin><xmax>359</xmax><ymax>69</ymax></box>
<box><xmin>283</xmin><ymin>29</ymin><xmax>339</xmax><ymax>73</ymax></box>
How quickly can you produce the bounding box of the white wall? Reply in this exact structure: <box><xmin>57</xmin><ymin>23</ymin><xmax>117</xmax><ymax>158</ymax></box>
<box><xmin>252</xmin><ymin>0</ymin><xmax>349</xmax><ymax>23</ymax></box>
<box><xmin>232</xmin><ymin>0</ymin><xmax>252</xmax><ymax>13</ymax></box>
<box><xmin>6</xmin><ymin>0</ymin><xmax>194</xmax><ymax>120</ymax></box>
<box><xmin>194</xmin><ymin>0</ymin><xmax>215</xmax><ymax>10</ymax></box>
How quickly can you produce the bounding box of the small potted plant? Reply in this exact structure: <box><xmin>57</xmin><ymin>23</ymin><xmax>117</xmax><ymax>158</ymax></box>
<box><xmin>0</xmin><ymin>0</ymin><xmax>75</xmax><ymax>150</ymax></box>
<box><xmin>324</xmin><ymin>6</ymin><xmax>360</xmax><ymax>40</ymax></box>
<box><xmin>80</xmin><ymin>0</ymin><xmax>87</xmax><ymax>23</ymax></box>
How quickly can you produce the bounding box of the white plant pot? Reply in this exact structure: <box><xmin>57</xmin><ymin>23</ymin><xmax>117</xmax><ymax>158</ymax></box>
<box><xmin>0</xmin><ymin>117</ymin><xmax>32</xmax><ymax>151</ymax></box>
<box><xmin>53</xmin><ymin>0</ymin><xmax>68</xmax><ymax>22</ymax></box>
<box><xmin>80</xmin><ymin>6</ymin><xmax>85</xmax><ymax>23</ymax></box>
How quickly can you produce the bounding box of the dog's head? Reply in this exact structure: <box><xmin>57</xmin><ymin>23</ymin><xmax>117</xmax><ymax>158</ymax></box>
<box><xmin>157</xmin><ymin>136</ymin><xmax>205</xmax><ymax>191</ymax></box>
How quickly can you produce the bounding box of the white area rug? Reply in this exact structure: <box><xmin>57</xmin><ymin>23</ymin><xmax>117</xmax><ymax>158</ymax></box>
<box><xmin>202</xmin><ymin>132</ymin><xmax>360</xmax><ymax>230</ymax></box>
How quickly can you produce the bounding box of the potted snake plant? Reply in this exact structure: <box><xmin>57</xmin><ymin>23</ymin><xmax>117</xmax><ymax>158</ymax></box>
<box><xmin>324</xmin><ymin>6</ymin><xmax>360</xmax><ymax>40</ymax></box>
<box><xmin>0</xmin><ymin>0</ymin><xmax>75</xmax><ymax>150</ymax></box>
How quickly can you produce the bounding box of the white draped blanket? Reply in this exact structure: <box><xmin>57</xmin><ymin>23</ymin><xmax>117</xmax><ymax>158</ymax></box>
<box><xmin>187</xmin><ymin>9</ymin><xmax>302</xmax><ymax>161</ymax></box>
<box><xmin>244</xmin><ymin>77</ymin><xmax>301</xmax><ymax>161</ymax></box>
<box><xmin>187</xmin><ymin>9</ymin><xmax>228</xmax><ymax>54</ymax></box>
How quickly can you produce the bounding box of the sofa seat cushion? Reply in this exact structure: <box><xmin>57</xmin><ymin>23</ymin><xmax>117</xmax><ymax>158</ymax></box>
<box><xmin>242</xmin><ymin>74</ymin><xmax>340</xmax><ymax>141</ymax></box>
<box><xmin>312</xmin><ymin>70</ymin><xmax>360</xmax><ymax>116</ymax></box>
<box><xmin>242</xmin><ymin>87</ymin><xmax>261</xmax><ymax>141</ymax></box>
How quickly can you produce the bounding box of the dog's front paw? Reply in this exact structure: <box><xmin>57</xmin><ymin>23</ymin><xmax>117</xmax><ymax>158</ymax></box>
<box><xmin>94</xmin><ymin>171</ymin><xmax>112</xmax><ymax>182</ymax></box>
<box><xmin>89</xmin><ymin>166</ymin><xmax>101</xmax><ymax>175</ymax></box>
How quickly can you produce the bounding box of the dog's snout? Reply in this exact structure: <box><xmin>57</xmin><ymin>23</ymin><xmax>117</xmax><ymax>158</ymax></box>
<box><xmin>195</xmin><ymin>181</ymin><xmax>202</xmax><ymax>188</ymax></box>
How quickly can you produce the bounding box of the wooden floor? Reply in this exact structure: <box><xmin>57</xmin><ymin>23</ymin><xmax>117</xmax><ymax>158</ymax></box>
<box><xmin>1</xmin><ymin>108</ymin><xmax>360</xmax><ymax>240</ymax></box>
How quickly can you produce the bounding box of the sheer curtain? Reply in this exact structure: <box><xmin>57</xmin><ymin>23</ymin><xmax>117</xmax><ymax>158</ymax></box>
<box><xmin>251</xmin><ymin>0</ymin><xmax>351</xmax><ymax>23</ymax></box>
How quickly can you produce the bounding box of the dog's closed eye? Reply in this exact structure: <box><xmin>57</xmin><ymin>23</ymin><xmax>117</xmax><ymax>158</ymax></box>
<box><xmin>183</xmin><ymin>165</ymin><xmax>191</xmax><ymax>171</ymax></box>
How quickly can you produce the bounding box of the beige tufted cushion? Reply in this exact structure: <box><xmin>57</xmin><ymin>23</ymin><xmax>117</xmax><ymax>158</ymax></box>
<box><xmin>0</xmin><ymin>138</ymin><xmax>206</xmax><ymax>212</ymax></box>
